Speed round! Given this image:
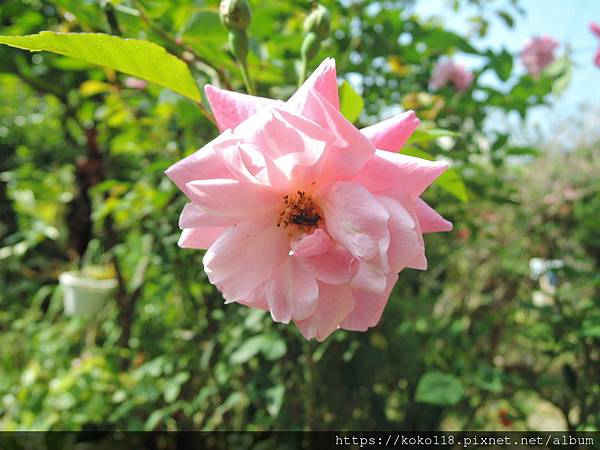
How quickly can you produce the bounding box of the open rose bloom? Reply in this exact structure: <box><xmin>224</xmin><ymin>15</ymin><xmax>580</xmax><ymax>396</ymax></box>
<box><xmin>521</xmin><ymin>35</ymin><xmax>559</xmax><ymax>76</ymax></box>
<box><xmin>166</xmin><ymin>58</ymin><xmax>452</xmax><ymax>341</ymax></box>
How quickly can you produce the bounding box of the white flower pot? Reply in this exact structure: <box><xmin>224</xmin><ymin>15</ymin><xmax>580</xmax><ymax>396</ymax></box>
<box><xmin>59</xmin><ymin>271</ymin><xmax>117</xmax><ymax>316</ymax></box>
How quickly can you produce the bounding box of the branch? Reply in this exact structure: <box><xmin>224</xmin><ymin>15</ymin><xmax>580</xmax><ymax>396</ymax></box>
<box><xmin>131</xmin><ymin>0</ymin><xmax>230</xmax><ymax>89</ymax></box>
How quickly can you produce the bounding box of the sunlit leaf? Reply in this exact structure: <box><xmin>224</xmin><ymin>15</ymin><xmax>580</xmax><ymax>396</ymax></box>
<box><xmin>545</xmin><ymin>56</ymin><xmax>572</xmax><ymax>95</ymax></box>
<box><xmin>407</xmin><ymin>128</ymin><xmax>459</xmax><ymax>144</ymax></box>
<box><xmin>0</xmin><ymin>32</ymin><xmax>201</xmax><ymax>101</ymax></box>
<box><xmin>436</xmin><ymin>169</ymin><xmax>469</xmax><ymax>202</ymax></box>
<box><xmin>339</xmin><ymin>80</ymin><xmax>364</xmax><ymax>123</ymax></box>
<box><xmin>79</xmin><ymin>80</ymin><xmax>112</xmax><ymax>97</ymax></box>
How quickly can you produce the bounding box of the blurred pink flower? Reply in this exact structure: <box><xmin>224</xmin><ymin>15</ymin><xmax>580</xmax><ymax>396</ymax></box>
<box><xmin>430</xmin><ymin>60</ymin><xmax>473</xmax><ymax>92</ymax></box>
<box><xmin>591</xmin><ymin>22</ymin><xmax>600</xmax><ymax>67</ymax></box>
<box><xmin>521</xmin><ymin>35</ymin><xmax>559</xmax><ymax>76</ymax></box>
<box><xmin>124</xmin><ymin>77</ymin><xmax>147</xmax><ymax>89</ymax></box>
<box><xmin>166</xmin><ymin>58</ymin><xmax>452</xmax><ymax>341</ymax></box>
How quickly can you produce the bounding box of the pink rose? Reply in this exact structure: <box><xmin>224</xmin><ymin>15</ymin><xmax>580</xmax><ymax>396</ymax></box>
<box><xmin>521</xmin><ymin>35</ymin><xmax>559</xmax><ymax>76</ymax></box>
<box><xmin>590</xmin><ymin>21</ymin><xmax>600</xmax><ymax>38</ymax></box>
<box><xmin>166</xmin><ymin>59</ymin><xmax>452</xmax><ymax>341</ymax></box>
<box><xmin>430</xmin><ymin>60</ymin><xmax>473</xmax><ymax>92</ymax></box>
<box><xmin>591</xmin><ymin>22</ymin><xmax>600</xmax><ymax>68</ymax></box>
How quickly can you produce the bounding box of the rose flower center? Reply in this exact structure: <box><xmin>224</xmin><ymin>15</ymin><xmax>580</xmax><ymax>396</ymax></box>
<box><xmin>277</xmin><ymin>190</ymin><xmax>323</xmax><ymax>234</ymax></box>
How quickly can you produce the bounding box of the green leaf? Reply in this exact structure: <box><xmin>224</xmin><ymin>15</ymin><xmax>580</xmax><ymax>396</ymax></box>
<box><xmin>339</xmin><ymin>80</ymin><xmax>364</xmax><ymax>123</ymax></box>
<box><xmin>261</xmin><ymin>334</ymin><xmax>287</xmax><ymax>361</ymax></box>
<box><xmin>490</xmin><ymin>49</ymin><xmax>513</xmax><ymax>82</ymax></box>
<box><xmin>183</xmin><ymin>10</ymin><xmax>227</xmax><ymax>42</ymax></box>
<box><xmin>402</xmin><ymin>147</ymin><xmax>435</xmax><ymax>161</ymax></box>
<box><xmin>422</xmin><ymin>28</ymin><xmax>480</xmax><ymax>55</ymax></box>
<box><xmin>504</xmin><ymin>146</ymin><xmax>541</xmax><ymax>157</ymax></box>
<box><xmin>79</xmin><ymin>80</ymin><xmax>112</xmax><ymax>97</ymax></box>
<box><xmin>436</xmin><ymin>169</ymin><xmax>469</xmax><ymax>202</ymax></box>
<box><xmin>497</xmin><ymin>10</ymin><xmax>514</xmax><ymax>28</ymax></box>
<box><xmin>545</xmin><ymin>56</ymin><xmax>572</xmax><ymax>95</ymax></box>
<box><xmin>415</xmin><ymin>371</ymin><xmax>464</xmax><ymax>406</ymax></box>
<box><xmin>579</xmin><ymin>325</ymin><xmax>600</xmax><ymax>338</ymax></box>
<box><xmin>144</xmin><ymin>409</ymin><xmax>166</xmax><ymax>431</ymax></box>
<box><xmin>163</xmin><ymin>371</ymin><xmax>190</xmax><ymax>403</ymax></box>
<box><xmin>265</xmin><ymin>385</ymin><xmax>285</xmax><ymax>417</ymax></box>
<box><xmin>229</xmin><ymin>335</ymin><xmax>265</xmax><ymax>365</ymax></box>
<box><xmin>407</xmin><ymin>128</ymin><xmax>459</xmax><ymax>145</ymax></box>
<box><xmin>0</xmin><ymin>32</ymin><xmax>201</xmax><ymax>101</ymax></box>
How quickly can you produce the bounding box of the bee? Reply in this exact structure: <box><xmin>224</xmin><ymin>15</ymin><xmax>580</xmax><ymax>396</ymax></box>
<box><xmin>291</xmin><ymin>212</ymin><xmax>320</xmax><ymax>227</ymax></box>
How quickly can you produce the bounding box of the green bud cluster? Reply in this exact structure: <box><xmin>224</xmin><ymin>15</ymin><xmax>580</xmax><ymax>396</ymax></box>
<box><xmin>219</xmin><ymin>0</ymin><xmax>255</xmax><ymax>93</ymax></box>
<box><xmin>219</xmin><ymin>0</ymin><xmax>252</xmax><ymax>62</ymax></box>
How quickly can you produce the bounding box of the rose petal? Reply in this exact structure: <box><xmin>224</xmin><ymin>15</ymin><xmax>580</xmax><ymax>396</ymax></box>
<box><xmin>303</xmin><ymin>248</ymin><xmax>356</xmax><ymax>285</ymax></box>
<box><xmin>237</xmin><ymin>280</ymin><xmax>270</xmax><ymax>311</ymax></box>
<box><xmin>350</xmin><ymin>260</ymin><xmax>388</xmax><ymax>294</ymax></box>
<box><xmin>178</xmin><ymin>227</ymin><xmax>228</xmax><ymax>249</ymax></box>
<box><xmin>360</xmin><ymin>111</ymin><xmax>420</xmax><ymax>152</ymax></box>
<box><xmin>352</xmin><ymin>149</ymin><xmax>447</xmax><ymax>200</ymax></box>
<box><xmin>180</xmin><ymin>179</ymin><xmax>278</xmax><ymax>227</ymax></box>
<box><xmin>377</xmin><ymin>195</ymin><xmax>424</xmax><ymax>272</ymax></box>
<box><xmin>205</xmin><ymin>84</ymin><xmax>283</xmax><ymax>131</ymax></box>
<box><xmin>287</xmin><ymin>57</ymin><xmax>339</xmax><ymax>111</ymax></box>
<box><xmin>203</xmin><ymin>218</ymin><xmax>288</xmax><ymax>302</ymax></box>
<box><xmin>232</xmin><ymin>107</ymin><xmax>336</xmax><ymax>187</ymax></box>
<box><xmin>265</xmin><ymin>256</ymin><xmax>319</xmax><ymax>323</ymax></box>
<box><xmin>293</xmin><ymin>89</ymin><xmax>375</xmax><ymax>180</ymax></box>
<box><xmin>295</xmin><ymin>282</ymin><xmax>355</xmax><ymax>341</ymax></box>
<box><xmin>391</xmin><ymin>193</ymin><xmax>428</xmax><ymax>270</ymax></box>
<box><xmin>340</xmin><ymin>273</ymin><xmax>398</xmax><ymax>331</ymax></box>
<box><xmin>164</xmin><ymin>132</ymin><xmax>237</xmax><ymax>198</ymax></box>
<box><xmin>317</xmin><ymin>181</ymin><xmax>389</xmax><ymax>261</ymax></box>
<box><xmin>290</xmin><ymin>229</ymin><xmax>333</xmax><ymax>257</ymax></box>
<box><xmin>415</xmin><ymin>198</ymin><xmax>453</xmax><ymax>233</ymax></box>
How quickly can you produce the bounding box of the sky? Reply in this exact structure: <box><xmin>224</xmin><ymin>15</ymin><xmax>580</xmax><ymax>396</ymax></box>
<box><xmin>414</xmin><ymin>0</ymin><xmax>600</xmax><ymax>146</ymax></box>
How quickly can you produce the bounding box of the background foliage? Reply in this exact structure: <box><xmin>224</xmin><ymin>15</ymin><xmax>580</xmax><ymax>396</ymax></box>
<box><xmin>0</xmin><ymin>0</ymin><xmax>598</xmax><ymax>434</ymax></box>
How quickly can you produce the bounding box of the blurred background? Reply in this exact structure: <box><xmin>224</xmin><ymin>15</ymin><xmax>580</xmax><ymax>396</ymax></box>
<box><xmin>0</xmin><ymin>0</ymin><xmax>599</xmax><ymax>432</ymax></box>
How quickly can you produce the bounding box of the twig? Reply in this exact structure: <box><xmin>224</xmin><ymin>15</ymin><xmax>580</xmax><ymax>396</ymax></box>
<box><xmin>131</xmin><ymin>0</ymin><xmax>229</xmax><ymax>89</ymax></box>
<box><xmin>111</xmin><ymin>0</ymin><xmax>219</xmax><ymax>127</ymax></box>
<box><xmin>104</xmin><ymin>3</ymin><xmax>122</xmax><ymax>35</ymax></box>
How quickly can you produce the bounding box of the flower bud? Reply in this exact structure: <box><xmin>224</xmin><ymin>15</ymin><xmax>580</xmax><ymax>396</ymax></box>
<box><xmin>219</xmin><ymin>0</ymin><xmax>252</xmax><ymax>31</ymax></box>
<box><xmin>303</xmin><ymin>4</ymin><xmax>330</xmax><ymax>38</ymax></box>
